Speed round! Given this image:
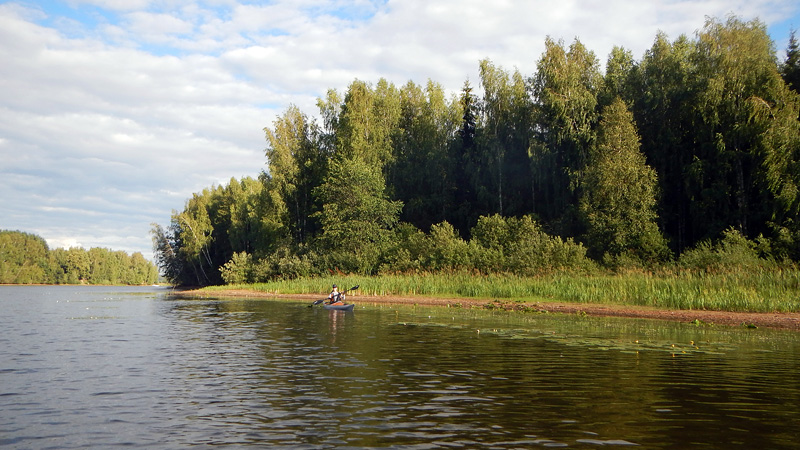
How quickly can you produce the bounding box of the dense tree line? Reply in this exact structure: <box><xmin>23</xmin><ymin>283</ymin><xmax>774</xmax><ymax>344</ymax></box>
<box><xmin>153</xmin><ymin>16</ymin><xmax>800</xmax><ymax>286</ymax></box>
<box><xmin>0</xmin><ymin>230</ymin><xmax>159</xmax><ymax>285</ymax></box>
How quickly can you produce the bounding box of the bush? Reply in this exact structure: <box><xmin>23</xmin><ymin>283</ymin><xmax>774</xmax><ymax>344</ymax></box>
<box><xmin>252</xmin><ymin>247</ymin><xmax>319</xmax><ymax>281</ymax></box>
<box><xmin>379</xmin><ymin>223</ymin><xmax>427</xmax><ymax>273</ymax></box>
<box><xmin>423</xmin><ymin>221</ymin><xmax>474</xmax><ymax>271</ymax></box>
<box><xmin>766</xmin><ymin>222</ymin><xmax>800</xmax><ymax>261</ymax></box>
<box><xmin>679</xmin><ymin>227</ymin><xmax>774</xmax><ymax>272</ymax></box>
<box><xmin>220</xmin><ymin>251</ymin><xmax>254</xmax><ymax>284</ymax></box>
<box><xmin>471</xmin><ymin>215</ymin><xmax>595</xmax><ymax>275</ymax></box>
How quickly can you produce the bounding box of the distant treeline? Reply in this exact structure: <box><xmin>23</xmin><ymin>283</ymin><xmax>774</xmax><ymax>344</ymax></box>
<box><xmin>0</xmin><ymin>230</ymin><xmax>159</xmax><ymax>285</ymax></box>
<box><xmin>152</xmin><ymin>16</ymin><xmax>800</xmax><ymax>286</ymax></box>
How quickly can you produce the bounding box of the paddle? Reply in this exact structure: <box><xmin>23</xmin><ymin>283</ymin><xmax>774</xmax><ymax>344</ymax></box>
<box><xmin>310</xmin><ymin>285</ymin><xmax>359</xmax><ymax>307</ymax></box>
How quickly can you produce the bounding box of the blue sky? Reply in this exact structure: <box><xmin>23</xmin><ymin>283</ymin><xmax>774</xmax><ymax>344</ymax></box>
<box><xmin>2</xmin><ymin>0</ymin><xmax>799</xmax><ymax>260</ymax></box>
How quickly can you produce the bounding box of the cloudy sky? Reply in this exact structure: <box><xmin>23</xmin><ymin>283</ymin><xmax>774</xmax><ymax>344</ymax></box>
<box><xmin>1</xmin><ymin>0</ymin><xmax>798</xmax><ymax>260</ymax></box>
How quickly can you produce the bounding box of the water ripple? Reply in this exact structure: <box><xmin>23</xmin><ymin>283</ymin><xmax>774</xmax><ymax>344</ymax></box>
<box><xmin>2</xmin><ymin>287</ymin><xmax>800</xmax><ymax>448</ymax></box>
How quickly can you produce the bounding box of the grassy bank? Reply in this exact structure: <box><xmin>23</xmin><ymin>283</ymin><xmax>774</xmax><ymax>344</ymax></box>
<box><xmin>200</xmin><ymin>268</ymin><xmax>800</xmax><ymax>313</ymax></box>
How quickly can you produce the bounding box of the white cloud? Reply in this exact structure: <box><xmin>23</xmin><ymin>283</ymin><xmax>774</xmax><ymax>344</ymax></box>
<box><xmin>1</xmin><ymin>0</ymin><xmax>798</xmax><ymax>260</ymax></box>
<box><xmin>123</xmin><ymin>10</ymin><xmax>195</xmax><ymax>39</ymax></box>
<box><xmin>46</xmin><ymin>236</ymin><xmax>83</xmax><ymax>250</ymax></box>
<box><xmin>72</xmin><ymin>0</ymin><xmax>155</xmax><ymax>12</ymax></box>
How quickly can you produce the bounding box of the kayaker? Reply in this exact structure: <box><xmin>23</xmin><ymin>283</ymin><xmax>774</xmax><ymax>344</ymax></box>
<box><xmin>327</xmin><ymin>284</ymin><xmax>345</xmax><ymax>304</ymax></box>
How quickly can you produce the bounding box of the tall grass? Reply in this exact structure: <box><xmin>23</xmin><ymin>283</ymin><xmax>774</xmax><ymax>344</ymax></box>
<box><xmin>202</xmin><ymin>267</ymin><xmax>800</xmax><ymax>313</ymax></box>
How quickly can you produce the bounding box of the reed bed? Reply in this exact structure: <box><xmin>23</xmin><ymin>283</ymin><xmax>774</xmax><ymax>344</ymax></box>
<box><xmin>203</xmin><ymin>268</ymin><xmax>800</xmax><ymax>313</ymax></box>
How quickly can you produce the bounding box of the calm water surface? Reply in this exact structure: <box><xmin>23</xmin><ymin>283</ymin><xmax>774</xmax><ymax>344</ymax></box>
<box><xmin>2</xmin><ymin>285</ymin><xmax>800</xmax><ymax>449</ymax></box>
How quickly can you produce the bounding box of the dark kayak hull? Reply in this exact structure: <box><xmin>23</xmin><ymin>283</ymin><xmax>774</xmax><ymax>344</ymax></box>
<box><xmin>323</xmin><ymin>303</ymin><xmax>355</xmax><ymax>311</ymax></box>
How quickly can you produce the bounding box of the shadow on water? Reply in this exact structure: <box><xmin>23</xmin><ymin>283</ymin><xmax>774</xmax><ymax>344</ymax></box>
<box><xmin>2</xmin><ymin>286</ymin><xmax>800</xmax><ymax>448</ymax></box>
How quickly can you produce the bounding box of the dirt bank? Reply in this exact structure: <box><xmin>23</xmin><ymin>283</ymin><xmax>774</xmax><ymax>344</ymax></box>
<box><xmin>179</xmin><ymin>288</ymin><xmax>800</xmax><ymax>331</ymax></box>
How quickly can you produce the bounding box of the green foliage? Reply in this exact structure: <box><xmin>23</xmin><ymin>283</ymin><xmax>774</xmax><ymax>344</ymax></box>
<box><xmin>313</xmin><ymin>157</ymin><xmax>403</xmax><ymax>274</ymax></box>
<box><xmin>153</xmin><ymin>15</ymin><xmax>800</xmax><ymax>286</ymax></box>
<box><xmin>0</xmin><ymin>230</ymin><xmax>157</xmax><ymax>285</ymax></box>
<box><xmin>423</xmin><ymin>221</ymin><xmax>474</xmax><ymax>271</ymax></box>
<box><xmin>0</xmin><ymin>230</ymin><xmax>50</xmax><ymax>284</ymax></box>
<box><xmin>449</xmin><ymin>80</ymin><xmax>479</xmax><ymax>234</ymax></box>
<box><xmin>471</xmin><ymin>214</ymin><xmax>594</xmax><ymax>274</ymax></box>
<box><xmin>388</xmin><ymin>80</ymin><xmax>461</xmax><ymax>231</ymax></box>
<box><xmin>767</xmin><ymin>222</ymin><xmax>800</xmax><ymax>261</ymax></box>
<box><xmin>219</xmin><ymin>251</ymin><xmax>253</xmax><ymax>284</ymax></box>
<box><xmin>781</xmin><ymin>29</ymin><xmax>800</xmax><ymax>92</ymax></box>
<box><xmin>252</xmin><ymin>246</ymin><xmax>319</xmax><ymax>281</ymax></box>
<box><xmin>150</xmin><ymin>222</ymin><xmax>183</xmax><ymax>284</ymax></box>
<box><xmin>477</xmin><ymin>60</ymin><xmax>534</xmax><ymax>218</ymax></box>
<box><xmin>375</xmin><ymin>215</ymin><xmax>594</xmax><ymax>276</ymax></box>
<box><xmin>530</xmin><ymin>37</ymin><xmax>602</xmax><ymax>229</ymax></box>
<box><xmin>679</xmin><ymin>227</ymin><xmax>774</xmax><ymax>272</ymax></box>
<box><xmin>336</xmin><ymin>79</ymin><xmax>401</xmax><ymax>165</ymax></box>
<box><xmin>751</xmin><ymin>80</ymin><xmax>800</xmax><ymax>230</ymax></box>
<box><xmin>265</xmin><ymin>106</ymin><xmax>325</xmax><ymax>244</ymax></box>
<box><xmin>600</xmin><ymin>46</ymin><xmax>635</xmax><ymax>107</ymax></box>
<box><xmin>380</xmin><ymin>223</ymin><xmax>429</xmax><ymax>273</ymax></box>
<box><xmin>151</xmin><ymin>176</ymin><xmax>284</xmax><ymax>285</ymax></box>
<box><xmin>630</xmin><ymin>32</ymin><xmax>696</xmax><ymax>252</ymax></box>
<box><xmin>223</xmin><ymin>268</ymin><xmax>800</xmax><ymax>313</ymax></box>
<box><xmin>532</xmin><ymin>37</ymin><xmax>601</xmax><ymax>158</ymax></box>
<box><xmin>689</xmin><ymin>16</ymin><xmax>796</xmax><ymax>241</ymax></box>
<box><xmin>579</xmin><ymin>98</ymin><xmax>670</xmax><ymax>265</ymax></box>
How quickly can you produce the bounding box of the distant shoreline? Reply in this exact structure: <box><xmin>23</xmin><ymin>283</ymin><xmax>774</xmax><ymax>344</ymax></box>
<box><xmin>179</xmin><ymin>288</ymin><xmax>800</xmax><ymax>331</ymax></box>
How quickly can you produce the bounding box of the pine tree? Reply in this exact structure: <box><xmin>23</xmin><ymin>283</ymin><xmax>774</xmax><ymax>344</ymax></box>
<box><xmin>449</xmin><ymin>80</ymin><xmax>480</xmax><ymax>236</ymax></box>
<box><xmin>782</xmin><ymin>29</ymin><xmax>800</xmax><ymax>93</ymax></box>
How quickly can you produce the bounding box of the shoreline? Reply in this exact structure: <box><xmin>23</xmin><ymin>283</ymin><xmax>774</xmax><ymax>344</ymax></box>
<box><xmin>180</xmin><ymin>288</ymin><xmax>800</xmax><ymax>331</ymax></box>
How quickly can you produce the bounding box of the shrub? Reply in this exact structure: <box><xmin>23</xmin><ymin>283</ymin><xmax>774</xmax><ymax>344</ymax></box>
<box><xmin>679</xmin><ymin>227</ymin><xmax>774</xmax><ymax>272</ymax></box>
<box><xmin>471</xmin><ymin>214</ymin><xmax>595</xmax><ymax>274</ymax></box>
<box><xmin>252</xmin><ymin>247</ymin><xmax>319</xmax><ymax>281</ymax></box>
<box><xmin>766</xmin><ymin>223</ymin><xmax>800</xmax><ymax>261</ymax></box>
<box><xmin>378</xmin><ymin>223</ymin><xmax>427</xmax><ymax>273</ymax></box>
<box><xmin>423</xmin><ymin>221</ymin><xmax>473</xmax><ymax>271</ymax></box>
<box><xmin>220</xmin><ymin>251</ymin><xmax>254</xmax><ymax>284</ymax></box>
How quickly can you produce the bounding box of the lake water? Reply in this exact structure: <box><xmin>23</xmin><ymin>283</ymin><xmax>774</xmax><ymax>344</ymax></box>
<box><xmin>2</xmin><ymin>285</ymin><xmax>800</xmax><ymax>449</ymax></box>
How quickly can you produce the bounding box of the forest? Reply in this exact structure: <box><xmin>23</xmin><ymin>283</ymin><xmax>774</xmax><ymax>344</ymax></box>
<box><xmin>152</xmin><ymin>16</ymin><xmax>800</xmax><ymax>287</ymax></box>
<box><xmin>0</xmin><ymin>230</ymin><xmax>159</xmax><ymax>285</ymax></box>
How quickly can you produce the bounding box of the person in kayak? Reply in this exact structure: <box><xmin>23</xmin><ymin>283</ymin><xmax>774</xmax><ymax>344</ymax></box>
<box><xmin>327</xmin><ymin>284</ymin><xmax>345</xmax><ymax>304</ymax></box>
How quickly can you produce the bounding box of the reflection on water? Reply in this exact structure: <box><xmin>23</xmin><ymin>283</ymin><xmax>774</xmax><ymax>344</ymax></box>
<box><xmin>1</xmin><ymin>285</ymin><xmax>800</xmax><ymax>448</ymax></box>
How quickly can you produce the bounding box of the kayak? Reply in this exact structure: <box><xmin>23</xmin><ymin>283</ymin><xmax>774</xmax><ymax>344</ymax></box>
<box><xmin>323</xmin><ymin>302</ymin><xmax>355</xmax><ymax>311</ymax></box>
